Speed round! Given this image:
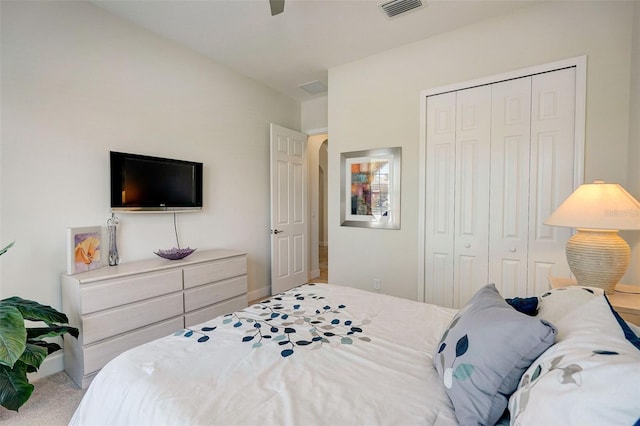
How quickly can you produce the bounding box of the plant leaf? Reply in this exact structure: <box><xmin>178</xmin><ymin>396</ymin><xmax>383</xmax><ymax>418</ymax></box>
<box><xmin>0</xmin><ymin>297</ymin><xmax>68</xmax><ymax>326</ymax></box>
<box><xmin>17</xmin><ymin>343</ymin><xmax>47</xmax><ymax>371</ymax></box>
<box><xmin>0</xmin><ymin>305</ymin><xmax>26</xmax><ymax>368</ymax></box>
<box><xmin>0</xmin><ymin>362</ymin><xmax>34</xmax><ymax>411</ymax></box>
<box><xmin>26</xmin><ymin>325</ymin><xmax>78</xmax><ymax>340</ymax></box>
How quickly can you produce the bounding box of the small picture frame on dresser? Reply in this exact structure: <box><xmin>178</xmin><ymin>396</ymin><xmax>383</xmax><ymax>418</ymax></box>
<box><xmin>66</xmin><ymin>226</ymin><xmax>106</xmax><ymax>275</ymax></box>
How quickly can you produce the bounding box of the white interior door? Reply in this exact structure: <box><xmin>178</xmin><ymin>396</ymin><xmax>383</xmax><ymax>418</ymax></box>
<box><xmin>270</xmin><ymin>124</ymin><xmax>308</xmax><ymax>295</ymax></box>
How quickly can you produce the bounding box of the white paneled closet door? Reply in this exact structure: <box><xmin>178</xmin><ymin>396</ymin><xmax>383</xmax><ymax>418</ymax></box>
<box><xmin>527</xmin><ymin>68</ymin><xmax>575</xmax><ymax>295</ymax></box>
<box><xmin>424</xmin><ymin>87</ymin><xmax>491</xmax><ymax>307</ymax></box>
<box><xmin>424</xmin><ymin>67</ymin><xmax>577</xmax><ymax>308</ymax></box>
<box><xmin>453</xmin><ymin>86</ymin><xmax>491</xmax><ymax>307</ymax></box>
<box><xmin>489</xmin><ymin>77</ymin><xmax>532</xmax><ymax>298</ymax></box>
<box><xmin>425</xmin><ymin>92</ymin><xmax>456</xmax><ymax>307</ymax></box>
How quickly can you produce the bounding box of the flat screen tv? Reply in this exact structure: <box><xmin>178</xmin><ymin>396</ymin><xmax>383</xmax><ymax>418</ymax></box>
<box><xmin>110</xmin><ymin>151</ymin><xmax>203</xmax><ymax>212</ymax></box>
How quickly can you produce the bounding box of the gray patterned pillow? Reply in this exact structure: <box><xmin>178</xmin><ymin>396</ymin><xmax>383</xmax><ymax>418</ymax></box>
<box><xmin>433</xmin><ymin>284</ymin><xmax>557</xmax><ymax>426</ymax></box>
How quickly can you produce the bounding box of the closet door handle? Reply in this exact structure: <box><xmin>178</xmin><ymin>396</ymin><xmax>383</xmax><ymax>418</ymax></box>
<box><xmin>464</xmin><ymin>243</ymin><xmax>471</xmax><ymax>248</ymax></box>
<box><xmin>509</xmin><ymin>248</ymin><xmax>517</xmax><ymax>253</ymax></box>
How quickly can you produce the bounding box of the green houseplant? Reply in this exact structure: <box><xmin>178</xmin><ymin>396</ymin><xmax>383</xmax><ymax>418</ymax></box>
<box><xmin>0</xmin><ymin>242</ymin><xmax>79</xmax><ymax>411</ymax></box>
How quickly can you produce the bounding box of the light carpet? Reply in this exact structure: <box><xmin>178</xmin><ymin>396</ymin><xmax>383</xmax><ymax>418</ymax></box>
<box><xmin>0</xmin><ymin>372</ymin><xmax>85</xmax><ymax>425</ymax></box>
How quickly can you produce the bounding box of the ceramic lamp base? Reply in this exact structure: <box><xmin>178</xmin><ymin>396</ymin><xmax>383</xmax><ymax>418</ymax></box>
<box><xmin>566</xmin><ymin>229</ymin><xmax>630</xmax><ymax>294</ymax></box>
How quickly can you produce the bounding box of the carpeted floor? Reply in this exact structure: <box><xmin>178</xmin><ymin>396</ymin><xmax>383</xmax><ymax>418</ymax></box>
<box><xmin>0</xmin><ymin>371</ymin><xmax>85</xmax><ymax>425</ymax></box>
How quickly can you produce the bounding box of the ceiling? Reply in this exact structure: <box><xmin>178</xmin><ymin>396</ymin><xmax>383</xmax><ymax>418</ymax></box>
<box><xmin>93</xmin><ymin>0</ymin><xmax>541</xmax><ymax>102</ymax></box>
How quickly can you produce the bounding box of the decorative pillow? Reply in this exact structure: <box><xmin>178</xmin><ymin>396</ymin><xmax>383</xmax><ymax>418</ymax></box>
<box><xmin>433</xmin><ymin>284</ymin><xmax>557</xmax><ymax>426</ymax></box>
<box><xmin>505</xmin><ymin>296</ymin><xmax>539</xmax><ymax>316</ymax></box>
<box><xmin>605</xmin><ymin>296</ymin><xmax>640</xmax><ymax>350</ymax></box>
<box><xmin>536</xmin><ymin>286</ymin><xmax>603</xmax><ymax>341</ymax></box>
<box><xmin>509</xmin><ymin>294</ymin><xmax>640</xmax><ymax>426</ymax></box>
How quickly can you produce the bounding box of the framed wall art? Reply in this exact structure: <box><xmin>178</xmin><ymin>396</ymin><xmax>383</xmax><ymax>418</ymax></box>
<box><xmin>66</xmin><ymin>226</ymin><xmax>106</xmax><ymax>274</ymax></box>
<box><xmin>340</xmin><ymin>147</ymin><xmax>401</xmax><ymax>229</ymax></box>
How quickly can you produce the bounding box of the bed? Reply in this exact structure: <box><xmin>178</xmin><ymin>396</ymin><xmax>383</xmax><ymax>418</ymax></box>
<box><xmin>70</xmin><ymin>283</ymin><xmax>640</xmax><ymax>426</ymax></box>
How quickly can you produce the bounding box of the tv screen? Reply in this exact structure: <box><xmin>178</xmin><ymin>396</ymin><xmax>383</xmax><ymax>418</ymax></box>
<box><xmin>110</xmin><ymin>151</ymin><xmax>203</xmax><ymax>212</ymax></box>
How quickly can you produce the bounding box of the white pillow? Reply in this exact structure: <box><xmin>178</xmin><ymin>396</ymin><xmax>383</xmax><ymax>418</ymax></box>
<box><xmin>509</xmin><ymin>295</ymin><xmax>640</xmax><ymax>426</ymax></box>
<box><xmin>536</xmin><ymin>286</ymin><xmax>603</xmax><ymax>339</ymax></box>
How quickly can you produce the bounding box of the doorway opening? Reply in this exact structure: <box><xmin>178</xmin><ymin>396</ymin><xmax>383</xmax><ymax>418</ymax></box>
<box><xmin>308</xmin><ymin>134</ymin><xmax>328</xmax><ymax>283</ymax></box>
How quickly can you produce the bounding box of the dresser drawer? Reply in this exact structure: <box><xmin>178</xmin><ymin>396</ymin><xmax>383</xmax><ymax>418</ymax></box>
<box><xmin>183</xmin><ymin>256</ymin><xmax>246</xmax><ymax>289</ymax></box>
<box><xmin>83</xmin><ymin>317</ymin><xmax>184</xmax><ymax>375</ymax></box>
<box><xmin>82</xmin><ymin>293</ymin><xmax>183</xmax><ymax>345</ymax></box>
<box><xmin>184</xmin><ymin>294</ymin><xmax>247</xmax><ymax>327</ymax></box>
<box><xmin>80</xmin><ymin>270</ymin><xmax>183</xmax><ymax>314</ymax></box>
<box><xmin>184</xmin><ymin>276</ymin><xmax>247</xmax><ymax>312</ymax></box>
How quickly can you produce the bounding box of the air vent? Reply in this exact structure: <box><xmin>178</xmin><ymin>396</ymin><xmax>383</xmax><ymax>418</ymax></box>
<box><xmin>299</xmin><ymin>80</ymin><xmax>328</xmax><ymax>95</ymax></box>
<box><xmin>380</xmin><ymin>0</ymin><xmax>423</xmax><ymax>18</ymax></box>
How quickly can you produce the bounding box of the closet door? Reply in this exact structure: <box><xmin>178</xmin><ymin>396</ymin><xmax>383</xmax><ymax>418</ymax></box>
<box><xmin>424</xmin><ymin>64</ymin><xmax>581</xmax><ymax>308</ymax></box>
<box><xmin>489</xmin><ymin>77</ymin><xmax>532</xmax><ymax>298</ymax></box>
<box><xmin>527</xmin><ymin>68</ymin><xmax>575</xmax><ymax>294</ymax></box>
<box><xmin>453</xmin><ymin>86</ymin><xmax>491</xmax><ymax>307</ymax></box>
<box><xmin>425</xmin><ymin>92</ymin><xmax>456</xmax><ymax>307</ymax></box>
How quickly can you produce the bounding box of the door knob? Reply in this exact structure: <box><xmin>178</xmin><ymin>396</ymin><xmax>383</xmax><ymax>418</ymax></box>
<box><xmin>464</xmin><ymin>243</ymin><xmax>471</xmax><ymax>248</ymax></box>
<box><xmin>271</xmin><ymin>229</ymin><xmax>284</xmax><ymax>234</ymax></box>
<box><xmin>509</xmin><ymin>248</ymin><xmax>517</xmax><ymax>253</ymax></box>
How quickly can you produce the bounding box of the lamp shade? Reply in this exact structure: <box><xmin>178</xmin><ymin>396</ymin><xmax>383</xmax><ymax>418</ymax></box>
<box><xmin>545</xmin><ymin>181</ymin><xmax>640</xmax><ymax>230</ymax></box>
<box><xmin>545</xmin><ymin>180</ymin><xmax>640</xmax><ymax>294</ymax></box>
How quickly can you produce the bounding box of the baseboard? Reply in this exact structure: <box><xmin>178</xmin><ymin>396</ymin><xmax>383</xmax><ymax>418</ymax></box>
<box><xmin>247</xmin><ymin>285</ymin><xmax>271</xmax><ymax>304</ymax></box>
<box><xmin>28</xmin><ymin>351</ymin><xmax>64</xmax><ymax>382</ymax></box>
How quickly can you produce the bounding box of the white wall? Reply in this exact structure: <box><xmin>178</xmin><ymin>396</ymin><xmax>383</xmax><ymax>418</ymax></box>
<box><xmin>301</xmin><ymin>96</ymin><xmax>328</xmax><ymax>133</ymax></box>
<box><xmin>623</xmin><ymin>1</ymin><xmax>640</xmax><ymax>283</ymax></box>
<box><xmin>328</xmin><ymin>1</ymin><xmax>637</xmax><ymax>300</ymax></box>
<box><xmin>0</xmin><ymin>1</ymin><xmax>300</xmax><ymax>311</ymax></box>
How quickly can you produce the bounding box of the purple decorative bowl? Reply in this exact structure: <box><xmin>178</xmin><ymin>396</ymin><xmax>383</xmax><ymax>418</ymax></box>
<box><xmin>154</xmin><ymin>247</ymin><xmax>196</xmax><ymax>260</ymax></box>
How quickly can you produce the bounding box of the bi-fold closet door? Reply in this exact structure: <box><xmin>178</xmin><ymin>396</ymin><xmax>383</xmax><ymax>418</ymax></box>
<box><xmin>424</xmin><ymin>68</ymin><xmax>575</xmax><ymax>308</ymax></box>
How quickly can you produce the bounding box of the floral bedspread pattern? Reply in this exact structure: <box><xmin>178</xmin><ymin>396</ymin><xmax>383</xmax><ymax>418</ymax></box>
<box><xmin>175</xmin><ymin>284</ymin><xmax>372</xmax><ymax>357</ymax></box>
<box><xmin>70</xmin><ymin>283</ymin><xmax>460</xmax><ymax>426</ymax></box>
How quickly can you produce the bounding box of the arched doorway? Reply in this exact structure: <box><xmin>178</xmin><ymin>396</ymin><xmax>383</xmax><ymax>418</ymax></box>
<box><xmin>307</xmin><ymin>134</ymin><xmax>328</xmax><ymax>283</ymax></box>
<box><xmin>318</xmin><ymin>139</ymin><xmax>328</xmax><ymax>282</ymax></box>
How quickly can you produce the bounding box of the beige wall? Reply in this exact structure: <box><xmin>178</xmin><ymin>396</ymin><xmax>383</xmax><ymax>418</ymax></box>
<box><xmin>623</xmin><ymin>1</ymin><xmax>640</xmax><ymax>283</ymax></box>
<box><xmin>302</xmin><ymin>96</ymin><xmax>328</xmax><ymax>133</ymax></box>
<box><xmin>328</xmin><ymin>1</ymin><xmax>637</xmax><ymax>299</ymax></box>
<box><xmin>0</xmin><ymin>1</ymin><xmax>300</xmax><ymax>309</ymax></box>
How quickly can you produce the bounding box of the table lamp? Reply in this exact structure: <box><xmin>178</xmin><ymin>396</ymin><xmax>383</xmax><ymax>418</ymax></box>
<box><xmin>545</xmin><ymin>180</ymin><xmax>640</xmax><ymax>294</ymax></box>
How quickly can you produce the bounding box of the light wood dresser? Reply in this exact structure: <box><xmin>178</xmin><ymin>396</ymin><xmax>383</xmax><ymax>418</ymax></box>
<box><xmin>61</xmin><ymin>249</ymin><xmax>247</xmax><ymax>388</ymax></box>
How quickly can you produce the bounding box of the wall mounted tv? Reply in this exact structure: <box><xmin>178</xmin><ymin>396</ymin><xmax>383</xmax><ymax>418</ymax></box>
<box><xmin>110</xmin><ymin>151</ymin><xmax>203</xmax><ymax>212</ymax></box>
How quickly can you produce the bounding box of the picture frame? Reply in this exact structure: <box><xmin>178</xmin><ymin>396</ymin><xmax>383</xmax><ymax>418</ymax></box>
<box><xmin>340</xmin><ymin>147</ymin><xmax>401</xmax><ymax>229</ymax></box>
<box><xmin>66</xmin><ymin>226</ymin><xmax>107</xmax><ymax>275</ymax></box>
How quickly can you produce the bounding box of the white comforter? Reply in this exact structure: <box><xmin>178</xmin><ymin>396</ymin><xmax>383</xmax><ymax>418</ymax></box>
<box><xmin>70</xmin><ymin>284</ymin><xmax>458</xmax><ymax>425</ymax></box>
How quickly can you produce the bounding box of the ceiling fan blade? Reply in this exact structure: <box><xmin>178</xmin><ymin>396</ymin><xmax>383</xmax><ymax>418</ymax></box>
<box><xmin>269</xmin><ymin>0</ymin><xmax>285</xmax><ymax>16</ymax></box>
